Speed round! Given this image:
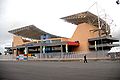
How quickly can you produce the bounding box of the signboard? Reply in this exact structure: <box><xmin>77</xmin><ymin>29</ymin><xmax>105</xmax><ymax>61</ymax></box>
<box><xmin>16</xmin><ymin>54</ymin><xmax>27</xmax><ymax>61</ymax></box>
<box><xmin>19</xmin><ymin>54</ymin><xmax>24</xmax><ymax>60</ymax></box>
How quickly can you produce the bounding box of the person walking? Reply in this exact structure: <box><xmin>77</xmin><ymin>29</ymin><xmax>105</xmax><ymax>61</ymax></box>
<box><xmin>84</xmin><ymin>55</ymin><xmax>87</xmax><ymax>63</ymax></box>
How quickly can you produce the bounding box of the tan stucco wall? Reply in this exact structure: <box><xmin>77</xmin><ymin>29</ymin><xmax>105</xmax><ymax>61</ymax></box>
<box><xmin>70</xmin><ymin>23</ymin><xmax>99</xmax><ymax>52</ymax></box>
<box><xmin>12</xmin><ymin>36</ymin><xmax>25</xmax><ymax>47</ymax></box>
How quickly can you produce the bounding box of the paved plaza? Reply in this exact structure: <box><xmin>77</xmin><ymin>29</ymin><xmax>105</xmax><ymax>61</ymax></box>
<box><xmin>0</xmin><ymin>61</ymin><xmax>120</xmax><ymax>80</ymax></box>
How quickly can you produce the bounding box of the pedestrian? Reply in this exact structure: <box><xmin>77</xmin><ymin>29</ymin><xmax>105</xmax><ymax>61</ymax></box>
<box><xmin>84</xmin><ymin>55</ymin><xmax>87</xmax><ymax>63</ymax></box>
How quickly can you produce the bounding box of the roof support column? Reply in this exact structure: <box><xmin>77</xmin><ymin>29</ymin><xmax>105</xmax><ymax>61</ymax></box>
<box><xmin>16</xmin><ymin>48</ymin><xmax>19</xmax><ymax>60</ymax></box>
<box><xmin>65</xmin><ymin>44</ymin><xmax>68</xmax><ymax>53</ymax></box>
<box><xmin>61</xmin><ymin>45</ymin><xmax>63</xmax><ymax>53</ymax></box>
<box><xmin>16</xmin><ymin>48</ymin><xmax>18</xmax><ymax>55</ymax></box>
<box><xmin>39</xmin><ymin>46</ymin><xmax>42</xmax><ymax>58</ymax></box>
<box><xmin>43</xmin><ymin>46</ymin><xmax>45</xmax><ymax>53</ymax></box>
<box><xmin>24</xmin><ymin>47</ymin><xmax>28</xmax><ymax>54</ymax></box>
<box><xmin>61</xmin><ymin>45</ymin><xmax>63</xmax><ymax>58</ymax></box>
<box><xmin>95</xmin><ymin>41</ymin><xmax>97</xmax><ymax>51</ymax></box>
<box><xmin>24</xmin><ymin>47</ymin><xmax>28</xmax><ymax>60</ymax></box>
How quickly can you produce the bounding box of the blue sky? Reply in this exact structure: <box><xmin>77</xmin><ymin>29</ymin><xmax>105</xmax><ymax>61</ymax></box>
<box><xmin>0</xmin><ymin>0</ymin><xmax>120</xmax><ymax>53</ymax></box>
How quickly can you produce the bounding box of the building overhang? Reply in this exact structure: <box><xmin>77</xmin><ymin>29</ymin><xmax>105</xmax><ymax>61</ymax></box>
<box><xmin>5</xmin><ymin>47</ymin><xmax>16</xmax><ymax>50</ymax></box>
<box><xmin>61</xmin><ymin>11</ymin><xmax>110</xmax><ymax>35</ymax></box>
<box><xmin>89</xmin><ymin>44</ymin><xmax>120</xmax><ymax>48</ymax></box>
<box><xmin>15</xmin><ymin>41</ymin><xmax>79</xmax><ymax>48</ymax></box>
<box><xmin>8</xmin><ymin>25</ymin><xmax>62</xmax><ymax>40</ymax></box>
<box><xmin>88</xmin><ymin>36</ymin><xmax>119</xmax><ymax>42</ymax></box>
<box><xmin>67</xmin><ymin>41</ymin><xmax>79</xmax><ymax>46</ymax></box>
<box><xmin>88</xmin><ymin>36</ymin><xmax>119</xmax><ymax>50</ymax></box>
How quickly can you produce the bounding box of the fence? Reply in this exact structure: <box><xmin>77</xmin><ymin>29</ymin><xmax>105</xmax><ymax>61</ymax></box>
<box><xmin>0</xmin><ymin>51</ymin><xmax>120</xmax><ymax>61</ymax></box>
<box><xmin>0</xmin><ymin>54</ymin><xmax>15</xmax><ymax>61</ymax></box>
<box><xmin>28</xmin><ymin>51</ymin><xmax>120</xmax><ymax>60</ymax></box>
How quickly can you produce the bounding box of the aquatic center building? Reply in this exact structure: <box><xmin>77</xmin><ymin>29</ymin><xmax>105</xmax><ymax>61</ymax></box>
<box><xmin>7</xmin><ymin>11</ymin><xmax>119</xmax><ymax>57</ymax></box>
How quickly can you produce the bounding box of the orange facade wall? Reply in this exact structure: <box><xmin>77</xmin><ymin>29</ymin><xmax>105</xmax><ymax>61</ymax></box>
<box><xmin>70</xmin><ymin>23</ymin><xmax>99</xmax><ymax>52</ymax></box>
<box><xmin>12</xmin><ymin>36</ymin><xmax>32</xmax><ymax>47</ymax></box>
<box><xmin>13</xmin><ymin>36</ymin><xmax>25</xmax><ymax>47</ymax></box>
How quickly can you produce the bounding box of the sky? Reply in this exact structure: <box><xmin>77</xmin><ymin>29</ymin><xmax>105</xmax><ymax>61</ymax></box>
<box><xmin>0</xmin><ymin>0</ymin><xmax>120</xmax><ymax>53</ymax></box>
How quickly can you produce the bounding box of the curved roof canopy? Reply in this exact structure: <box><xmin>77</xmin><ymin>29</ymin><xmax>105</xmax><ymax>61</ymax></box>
<box><xmin>61</xmin><ymin>11</ymin><xmax>110</xmax><ymax>35</ymax></box>
<box><xmin>8</xmin><ymin>25</ymin><xmax>62</xmax><ymax>40</ymax></box>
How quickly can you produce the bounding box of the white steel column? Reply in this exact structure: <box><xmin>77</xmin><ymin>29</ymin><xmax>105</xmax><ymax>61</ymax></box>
<box><xmin>24</xmin><ymin>47</ymin><xmax>28</xmax><ymax>60</ymax></box>
<box><xmin>39</xmin><ymin>46</ymin><xmax>42</xmax><ymax>58</ymax></box>
<box><xmin>61</xmin><ymin>45</ymin><xmax>63</xmax><ymax>53</ymax></box>
<box><xmin>24</xmin><ymin>47</ymin><xmax>28</xmax><ymax>55</ymax></box>
<box><xmin>65</xmin><ymin>44</ymin><xmax>68</xmax><ymax>53</ymax></box>
<box><xmin>43</xmin><ymin>46</ymin><xmax>45</xmax><ymax>53</ymax></box>
<box><xmin>61</xmin><ymin>45</ymin><xmax>63</xmax><ymax>58</ymax></box>
<box><xmin>95</xmin><ymin>41</ymin><xmax>97</xmax><ymax>51</ymax></box>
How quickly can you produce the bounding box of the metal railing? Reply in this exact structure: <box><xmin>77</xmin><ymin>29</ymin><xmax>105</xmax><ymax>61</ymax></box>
<box><xmin>28</xmin><ymin>51</ymin><xmax>120</xmax><ymax>60</ymax></box>
<box><xmin>0</xmin><ymin>54</ymin><xmax>15</xmax><ymax>61</ymax></box>
<box><xmin>1</xmin><ymin>51</ymin><xmax>120</xmax><ymax>61</ymax></box>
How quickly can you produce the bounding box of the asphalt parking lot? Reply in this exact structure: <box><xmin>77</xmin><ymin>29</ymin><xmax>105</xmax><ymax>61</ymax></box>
<box><xmin>0</xmin><ymin>61</ymin><xmax>120</xmax><ymax>80</ymax></box>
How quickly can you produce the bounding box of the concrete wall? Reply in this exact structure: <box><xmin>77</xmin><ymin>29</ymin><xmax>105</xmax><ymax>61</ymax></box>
<box><xmin>12</xmin><ymin>36</ymin><xmax>25</xmax><ymax>47</ymax></box>
<box><xmin>70</xmin><ymin>23</ymin><xmax>99</xmax><ymax>52</ymax></box>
